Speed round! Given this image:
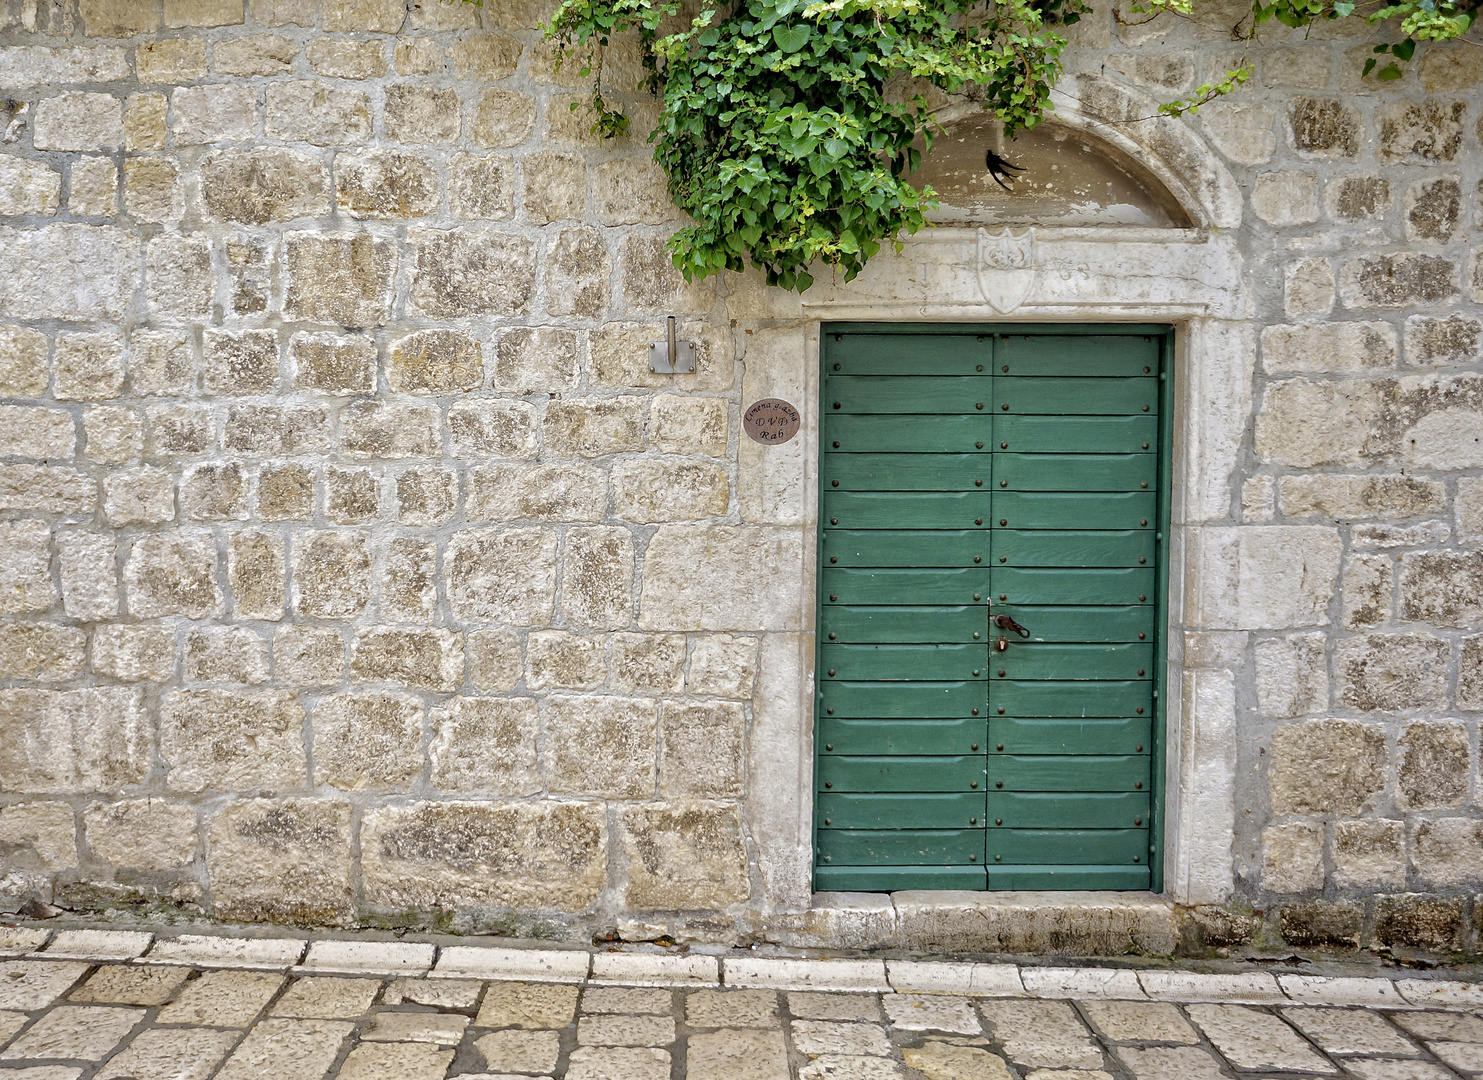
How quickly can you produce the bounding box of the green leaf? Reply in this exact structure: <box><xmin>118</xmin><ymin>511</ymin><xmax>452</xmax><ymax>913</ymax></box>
<box><xmin>772</xmin><ymin>22</ymin><xmax>811</xmax><ymax>52</ymax></box>
<box><xmin>1377</xmin><ymin>60</ymin><xmax>1404</xmax><ymax>77</ymax></box>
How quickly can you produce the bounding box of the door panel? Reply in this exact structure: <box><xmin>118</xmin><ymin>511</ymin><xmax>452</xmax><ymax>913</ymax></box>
<box><xmin>819</xmin><ymin>717</ymin><xmax>989</xmax><ymax>756</ymax></box>
<box><xmin>823</xmin><ymin>490</ymin><xmax>995</xmax><ymax>529</ymax></box>
<box><xmin>820</xmin><ymin>605</ymin><xmax>985</xmax><ymax>643</ymax></box>
<box><xmin>821</xmin><ymin>643</ymin><xmax>989</xmax><ymax>682</ymax></box>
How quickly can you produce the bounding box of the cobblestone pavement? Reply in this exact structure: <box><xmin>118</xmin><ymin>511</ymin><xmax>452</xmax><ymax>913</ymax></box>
<box><xmin>3</xmin><ymin>928</ymin><xmax>1483</xmax><ymax>1079</ymax></box>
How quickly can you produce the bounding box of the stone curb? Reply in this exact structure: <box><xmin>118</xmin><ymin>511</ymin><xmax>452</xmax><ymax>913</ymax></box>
<box><xmin>6</xmin><ymin>926</ymin><xmax>1482</xmax><ymax>1008</ymax></box>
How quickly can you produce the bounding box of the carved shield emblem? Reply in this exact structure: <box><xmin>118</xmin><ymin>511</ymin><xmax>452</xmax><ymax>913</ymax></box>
<box><xmin>976</xmin><ymin>227</ymin><xmax>1037</xmax><ymax>314</ymax></box>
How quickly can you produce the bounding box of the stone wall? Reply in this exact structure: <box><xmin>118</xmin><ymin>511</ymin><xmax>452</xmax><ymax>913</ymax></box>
<box><xmin>0</xmin><ymin>0</ymin><xmax>1482</xmax><ymax>950</ymax></box>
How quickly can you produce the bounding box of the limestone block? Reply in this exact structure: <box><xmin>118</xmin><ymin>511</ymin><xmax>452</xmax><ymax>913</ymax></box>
<box><xmin>213</xmin><ymin>34</ymin><xmax>296</xmax><ymax>75</ymax></box>
<box><xmin>1401</xmin><ymin>552</ymin><xmax>1483</xmax><ymax>626</ymax></box>
<box><xmin>1353</xmin><ymin>521</ymin><xmax>1451</xmax><ymax>549</ymax></box>
<box><xmin>1287</xmin><ymin>97</ymin><xmax>1361</xmax><ymax>157</ymax></box>
<box><xmin>1254</xmin><ymin>633</ymin><xmax>1327</xmax><ymax>718</ymax></box>
<box><xmin>593</xmin><ymin>159</ymin><xmax>673</xmax><ymax>224</ymax></box>
<box><xmin>0</xmin><ymin>406</ymin><xmax>74</xmax><ymax>459</ymax></box>
<box><xmin>207</xmin><ymin>799</ymin><xmax>353</xmax><ymax>924</ymax></box>
<box><xmin>1407</xmin><ymin>314</ymin><xmax>1481</xmax><ymax>365</ymax></box>
<box><xmin>488</xmin><ymin>0</ymin><xmax>561</xmax><ymax>28</ymax></box>
<box><xmin>291</xmin><ymin>333</ymin><xmax>375</xmax><ymax>394</ymax></box>
<box><xmin>449</xmin><ymin>153</ymin><xmax>514</xmax><ymax>219</ymax></box>
<box><xmin>467</xmin><ymin>629</ymin><xmax>521</xmax><ymax>691</ymax></box>
<box><xmin>284</xmin><ymin>233</ymin><xmax>394</xmax><ymax>327</ymax></box>
<box><xmin>395</xmin><ymin>466</ymin><xmax>457</xmax><ymax>526</ymax></box>
<box><xmin>543</xmin><ymin>92</ymin><xmax>613</xmax><ymax>148</ymax></box>
<box><xmin>1260</xmin><ymin>823</ymin><xmax>1323</xmax><ymax>895</ymax></box>
<box><xmin>201</xmin><ymin>148</ymin><xmax>331</xmax><ymax>224</ymax></box>
<box><xmin>1283</xmin><ymin>257</ymin><xmax>1333</xmax><ymax>317</ymax></box>
<box><xmin>429</xmin><ymin>697</ymin><xmax>540</xmax><ymax>795</ymax></box>
<box><xmin>265</xmin><ymin>82</ymin><xmax>370</xmax><ymax>145</ymax></box>
<box><xmin>660</xmin><ymin>701</ymin><xmax>745</xmax><ymax>798</ymax></box>
<box><xmin>0</xmin><ymin>803</ymin><xmax>77</xmax><ymax>870</ymax></box>
<box><xmin>640</xmin><ymin>527</ymin><xmax>804</xmax><ymax>631</ymax></box>
<box><xmin>57</xmin><ymin>531</ymin><xmax>118</xmax><ymax>619</ymax></box>
<box><xmin>408</xmin><ymin>228</ymin><xmax>536</xmax><ymax>317</ymax></box>
<box><xmin>651</xmin><ymin>396</ymin><xmax>728</xmax><ymax>457</ymax></box>
<box><xmin>689</xmin><ymin>634</ymin><xmax>760</xmax><ymax>699</ymax></box>
<box><xmin>204</xmin><ymin>329</ymin><xmax>279</xmax><ymax>395</ymax></box>
<box><xmin>322</xmin><ymin>0</ymin><xmax>404</xmax><ymax>32</ymax></box>
<box><xmin>610</xmin><ymin>633</ymin><xmax>685</xmax><ymax>693</ymax></box>
<box><xmin>124</xmin><ymin>531</ymin><xmax>221</xmax><ymax>619</ymax></box>
<box><xmin>1202</xmin><ymin>526</ymin><xmax>1341</xmax><ymax>630</ymax></box>
<box><xmin>546</xmin><ymin>694</ymin><xmax>658</xmax><ymax>798</ymax></box>
<box><xmin>588</xmin><ymin>320</ymin><xmax>732</xmax><ymax>393</ymax></box>
<box><xmin>466</xmin><ymin>463</ymin><xmax>605</xmax><ymax>523</ymax></box>
<box><xmin>84</xmin><ymin>406</ymin><xmax>142</xmax><ymax>465</ymax></box>
<box><xmin>621</xmin><ymin>233</ymin><xmax>714</xmax><ymax>315</ymax></box>
<box><xmin>0</xmin><ymin>686</ymin><xmax>150</xmax><ymax>792</ymax></box>
<box><xmin>1280</xmin><ymin>475</ymin><xmax>1442</xmax><ymax>520</ymax></box>
<box><xmin>307</xmin><ymin>39</ymin><xmax>385</xmax><ymax>79</ymax></box>
<box><xmin>146</xmin><ymin>406</ymin><xmax>211</xmax><ymax>458</ymax></box>
<box><xmin>0</xmin><ymin>225</ymin><xmax>139</xmax><ymax>321</ymax></box>
<box><xmin>471</xmin><ymin>88</ymin><xmax>536</xmax><ymax>147</ymax></box>
<box><xmin>184</xmin><ymin>625</ymin><xmax>270</xmax><ymax>685</ymax></box>
<box><xmin>448</xmin><ymin>33</ymin><xmax>522</xmax><ymax>79</ymax></box>
<box><xmin>85</xmin><ymin>800</ymin><xmax>197</xmax><ymax>870</ymax></box>
<box><xmin>1407</xmin><ymin>176</ymin><xmax>1461</xmax><ymax>242</ymax></box>
<box><xmin>1377</xmin><ymin>99</ymin><xmax>1466</xmax><ymax>162</ymax></box>
<box><xmin>68</xmin><ymin>156</ymin><xmax>118</xmax><ymax>217</ymax></box>
<box><xmin>1340</xmin><ymin>253</ymin><xmax>1457</xmax><ymax>308</ymax></box>
<box><xmin>34</xmin><ymin>92</ymin><xmax>121</xmax><ymax>151</ymax></box>
<box><xmin>381</xmin><ymin>539</ymin><xmax>437</xmax><ymax>620</ymax></box>
<box><xmin>448</xmin><ymin>399</ymin><xmax>539</xmax><ymax>458</ymax></box>
<box><xmin>1253</xmin><ymin>173</ymin><xmax>1319</xmax><ymax>226</ymax></box>
<box><xmin>225</xmin><ymin>406</ymin><xmax>331</xmax><ymax>458</ymax></box>
<box><xmin>165</xmin><ymin>0</ymin><xmax>242</xmax><ymax>26</ymax></box>
<box><xmin>161</xmin><ymin>689</ymin><xmax>307</xmax><ymax>792</ymax></box>
<box><xmin>384</xmin><ymin>83</ymin><xmax>460</xmax><ymax>144</ymax></box>
<box><xmin>136</xmin><ymin>38</ymin><xmax>205</xmax><ymax>82</ymax></box>
<box><xmin>1373</xmin><ymin>894</ymin><xmax>1464</xmax><ymax>952</ymax></box>
<box><xmin>247</xmin><ymin>465</ymin><xmax>312</xmax><ymax>519</ymax></box>
<box><xmin>273</xmin><ymin>625</ymin><xmax>344</xmax><ymax>688</ymax></box>
<box><xmin>545</xmin><ymin>397</ymin><xmax>645</xmax><ymax>458</ymax></box>
<box><xmin>446</xmin><ymin>528</ymin><xmax>558</xmax><ymax>624</ymax></box>
<box><xmin>396</xmin><ymin>38</ymin><xmax>442</xmax><ymax>76</ymax></box>
<box><xmin>614</xmin><ymin>460</ymin><xmax>729</xmax><ymax>522</ymax></box>
<box><xmin>1268</xmin><ymin>719</ymin><xmax>1386</xmax><ymax>816</ymax></box>
<box><xmin>619</xmin><ymin>802</ymin><xmax>749</xmax><ymax>909</ymax></box>
<box><xmin>0</xmin><ymin>464</ymin><xmax>95</xmax><ymax>516</ymax></box>
<box><xmin>361</xmin><ymin>801</ymin><xmax>605</xmax><ymax>913</ymax></box>
<box><xmin>146</xmin><ymin>233</ymin><xmax>213</xmax><ymax>318</ymax></box>
<box><xmin>342</xmin><ymin>402</ymin><xmax>441</xmax><ymax>458</ymax></box>
<box><xmin>325</xmin><ymin>466</ymin><xmax>379</xmax><ymax>524</ymax></box>
<box><xmin>0</xmin><ymin>157</ymin><xmax>60</xmax><ymax>216</ymax></box>
<box><xmin>0</xmin><ymin>326</ymin><xmax>48</xmax><ymax>398</ymax></box>
<box><xmin>1254</xmin><ymin>378</ymin><xmax>1382</xmax><ymax>467</ymax></box>
<box><xmin>129</xmin><ymin>330</ymin><xmax>194</xmax><ymax>397</ymax></box>
<box><xmin>494</xmin><ymin>326</ymin><xmax>580</xmax><ymax>391</ymax></box>
<box><xmin>0</xmin><ymin>43</ymin><xmax>132</xmax><ymax>83</ymax></box>
<box><xmin>547</xmin><ymin>226</ymin><xmax>610</xmax><ymax>318</ymax></box>
<box><xmin>179</xmin><ymin>462</ymin><xmax>247</xmax><ymax>522</ymax></box>
<box><xmin>0</xmin><ymin>624</ymin><xmax>85</xmax><ymax>680</ymax></box>
<box><xmin>349</xmin><ymin>627</ymin><xmax>462</xmax><ymax>692</ymax></box>
<box><xmin>1326</xmin><ymin>175</ymin><xmax>1390</xmax><ymax>221</ymax></box>
<box><xmin>80</xmin><ymin>0</ymin><xmax>160</xmax><ymax>34</ymax></box>
<box><xmin>1336</xmin><ymin>633</ymin><xmax>1448</xmax><ymax>711</ymax></box>
<box><xmin>388</xmin><ymin>329</ymin><xmax>482</xmax><ymax>393</ymax></box>
<box><xmin>1397</xmin><ymin>721</ymin><xmax>1469</xmax><ymax>810</ymax></box>
<box><xmin>1412</xmin><ymin>819</ymin><xmax>1483</xmax><ymax>887</ymax></box>
<box><xmin>91</xmin><ymin>624</ymin><xmax>174</xmax><ymax>682</ymax></box>
<box><xmin>292</xmin><ymin>531</ymin><xmax>370</xmax><ymax>618</ymax></box>
<box><xmin>526</xmin><ymin>631</ymin><xmax>604</xmax><ymax>690</ymax></box>
<box><xmin>1340</xmin><ymin>553</ymin><xmax>1392</xmax><ymax>629</ymax></box>
<box><xmin>55</xmin><ymin>331</ymin><xmax>124</xmax><ymax>400</ymax></box>
<box><xmin>335</xmin><ymin>149</ymin><xmax>438</xmax><ymax>219</ymax></box>
<box><xmin>311</xmin><ymin>691</ymin><xmax>423</xmax><ymax>790</ymax></box>
<box><xmin>170</xmin><ymin>84</ymin><xmax>256</xmax><ymax>143</ymax></box>
<box><xmin>1331</xmin><ymin>819</ymin><xmax>1405</xmax><ymax>889</ymax></box>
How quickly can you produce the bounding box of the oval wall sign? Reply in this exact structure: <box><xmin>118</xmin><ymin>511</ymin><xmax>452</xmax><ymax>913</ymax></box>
<box><xmin>743</xmin><ymin>398</ymin><xmax>802</xmax><ymax>444</ymax></box>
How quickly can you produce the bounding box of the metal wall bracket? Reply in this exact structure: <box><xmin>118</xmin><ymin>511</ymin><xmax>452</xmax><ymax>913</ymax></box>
<box><xmin>648</xmin><ymin>315</ymin><xmax>697</xmax><ymax>374</ymax></box>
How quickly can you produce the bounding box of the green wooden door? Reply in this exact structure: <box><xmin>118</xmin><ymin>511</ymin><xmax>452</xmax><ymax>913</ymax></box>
<box><xmin>815</xmin><ymin>326</ymin><xmax>1170</xmax><ymax>893</ymax></box>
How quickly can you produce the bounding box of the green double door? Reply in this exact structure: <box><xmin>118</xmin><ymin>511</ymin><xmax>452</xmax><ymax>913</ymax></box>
<box><xmin>815</xmin><ymin>325</ymin><xmax>1170</xmax><ymax>893</ymax></box>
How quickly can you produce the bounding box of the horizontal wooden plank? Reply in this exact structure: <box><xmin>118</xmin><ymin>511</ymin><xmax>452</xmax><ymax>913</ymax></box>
<box><xmin>990</xmin><ymin>680</ymin><xmax>1152</xmax><ymax>718</ymax></box>
<box><xmin>816</xmin><ymin>864</ymin><xmax>987</xmax><ymax>891</ymax></box>
<box><xmin>986</xmin><ymin>755</ymin><xmax>1151</xmax><ymax>792</ymax></box>
<box><xmin>822</xmin><ymin>567</ymin><xmax>990</xmax><ymax>606</ymax></box>
<box><xmin>821</xmin><ymin>643</ymin><xmax>988</xmax><ymax>682</ymax></box>
<box><xmin>992</xmin><ymin>491</ymin><xmax>1158</xmax><ymax>530</ymax></box>
<box><xmin>994</xmin><ymin>531</ymin><xmax>1154</xmax><ymax>568</ymax></box>
<box><xmin>985</xmin><ymin>791</ymin><xmax>1150</xmax><ymax>828</ymax></box>
<box><xmin>819</xmin><ymin>717</ymin><xmax>989</xmax><ymax>757</ymax></box>
<box><xmin>985</xmin><ymin>865</ymin><xmax>1151</xmax><ymax>890</ymax></box>
<box><xmin>994</xmin><ymin>453</ymin><xmax>1154</xmax><ymax>492</ymax></box>
<box><xmin>824</xmin><ymin>490</ymin><xmax>994</xmax><ymax>529</ymax></box>
<box><xmin>824</xmin><ymin>414</ymin><xmax>992</xmax><ymax>454</ymax></box>
<box><xmin>986</xmin><ymin>828</ymin><xmax>1148</xmax><ymax>864</ymax></box>
<box><xmin>817</xmin><ymin>829</ymin><xmax>985</xmax><ymax>865</ymax></box>
<box><xmin>821</xmin><ymin>680</ymin><xmax>986</xmax><ymax>719</ymax></box>
<box><xmin>826</xmin><ymin>453</ymin><xmax>988</xmax><ymax>491</ymax></box>
<box><xmin>996</xmin><ymin>334</ymin><xmax>1159</xmax><ymax>377</ymax></box>
<box><xmin>992</xmin><ymin>566</ymin><xmax>1157</xmax><ymax>606</ymax></box>
<box><xmin>819</xmin><ymin>755</ymin><xmax>987</xmax><ymax>793</ymax></box>
<box><xmin>989</xmin><ymin>605</ymin><xmax>1155</xmax><ymax>644</ymax></box>
<box><xmin>817</xmin><ymin>792</ymin><xmax>986</xmax><ymax>830</ymax></box>
<box><xmin>824</xmin><ymin>531</ymin><xmax>986</xmax><ymax>568</ymax></box>
<box><xmin>990</xmin><ymin>642</ymin><xmax>1155</xmax><ymax>681</ymax></box>
<box><xmin>828</xmin><ymin>376</ymin><xmax>989</xmax><ymax>414</ymax></box>
<box><xmin>819</xmin><ymin>605</ymin><xmax>986</xmax><ymax>644</ymax></box>
<box><xmin>989</xmin><ymin>716</ymin><xmax>1153</xmax><ymax>756</ymax></box>
<box><xmin>825</xmin><ymin>334</ymin><xmax>989</xmax><ymax>375</ymax></box>
<box><xmin>994</xmin><ymin>414</ymin><xmax>1159</xmax><ymax>454</ymax></box>
<box><xmin>996</xmin><ymin>377</ymin><xmax>1158</xmax><ymax>416</ymax></box>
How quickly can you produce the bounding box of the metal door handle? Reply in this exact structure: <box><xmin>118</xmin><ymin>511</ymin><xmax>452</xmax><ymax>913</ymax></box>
<box><xmin>993</xmin><ymin>614</ymin><xmax>1031</xmax><ymax>638</ymax></box>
